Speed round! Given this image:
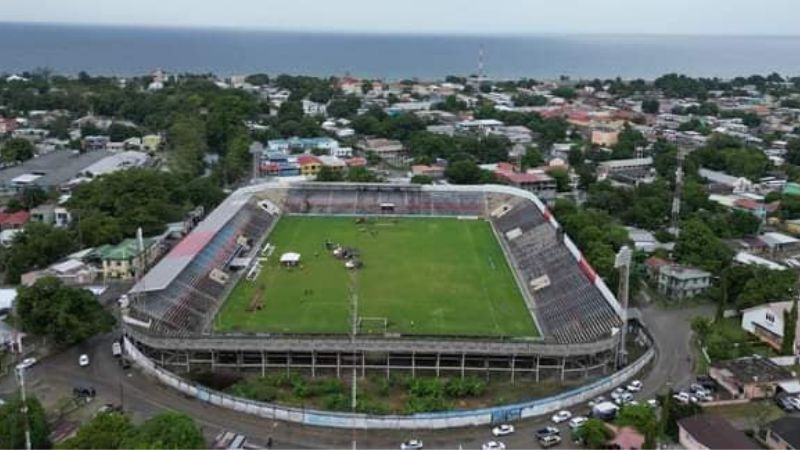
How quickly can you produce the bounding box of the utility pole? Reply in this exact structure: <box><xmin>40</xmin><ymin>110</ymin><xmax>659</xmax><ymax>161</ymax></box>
<box><xmin>614</xmin><ymin>246</ymin><xmax>632</xmax><ymax>369</ymax></box>
<box><xmin>16</xmin><ymin>367</ymin><xmax>32</xmax><ymax>450</ymax></box>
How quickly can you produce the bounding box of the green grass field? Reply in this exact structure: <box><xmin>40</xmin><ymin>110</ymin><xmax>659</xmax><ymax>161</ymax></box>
<box><xmin>215</xmin><ymin>216</ymin><xmax>538</xmax><ymax>337</ymax></box>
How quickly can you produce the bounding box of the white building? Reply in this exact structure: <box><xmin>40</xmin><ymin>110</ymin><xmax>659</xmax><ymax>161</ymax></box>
<box><xmin>742</xmin><ymin>301</ymin><xmax>799</xmax><ymax>354</ymax></box>
<box><xmin>302</xmin><ymin>99</ymin><xmax>328</xmax><ymax>116</ymax></box>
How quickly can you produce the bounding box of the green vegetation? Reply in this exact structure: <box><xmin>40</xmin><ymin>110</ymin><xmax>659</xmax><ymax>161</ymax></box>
<box><xmin>0</xmin><ymin>395</ymin><xmax>50</xmax><ymax>449</ymax></box>
<box><xmin>216</xmin><ymin>373</ymin><xmax>578</xmax><ymax>414</ymax></box>
<box><xmin>691</xmin><ymin>317</ymin><xmax>775</xmax><ymax>362</ymax></box>
<box><xmin>16</xmin><ymin>277</ymin><xmax>114</xmax><ymax>346</ymax></box>
<box><xmin>61</xmin><ymin>411</ymin><xmax>205</xmax><ymax>449</ymax></box>
<box><xmin>217</xmin><ymin>216</ymin><xmax>537</xmax><ymax>337</ymax></box>
<box><xmin>616</xmin><ymin>404</ymin><xmax>658</xmax><ymax>449</ymax></box>
<box><xmin>1</xmin><ymin>138</ymin><xmax>34</xmax><ymax>164</ymax></box>
<box><xmin>1</xmin><ymin>222</ymin><xmax>77</xmax><ymax>284</ymax></box>
<box><xmin>783</xmin><ymin>299</ymin><xmax>798</xmax><ymax>355</ymax></box>
<box><xmin>575</xmin><ymin>418</ymin><xmax>613</xmax><ymax>448</ymax></box>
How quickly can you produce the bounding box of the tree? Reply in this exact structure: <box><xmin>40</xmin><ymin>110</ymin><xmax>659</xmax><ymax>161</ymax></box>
<box><xmin>168</xmin><ymin>115</ymin><xmax>207</xmax><ymax>178</ymax></box>
<box><xmin>616</xmin><ymin>404</ymin><xmax>658</xmax><ymax>449</ymax></box>
<box><xmin>61</xmin><ymin>412</ymin><xmax>133</xmax><ymax>449</ymax></box>
<box><xmin>16</xmin><ymin>277</ymin><xmax>114</xmax><ymax>346</ymax></box>
<box><xmin>346</xmin><ymin>167</ymin><xmax>379</xmax><ymax>183</ymax></box>
<box><xmin>641</xmin><ymin>98</ymin><xmax>660</xmax><ymax>114</ymax></box>
<box><xmin>1</xmin><ymin>222</ymin><xmax>77</xmax><ymax>284</ymax></box>
<box><xmin>782</xmin><ymin>298</ymin><xmax>798</xmax><ymax>355</ymax></box>
<box><xmin>326</xmin><ymin>96</ymin><xmax>361</xmax><ymax>118</ymax></box>
<box><xmin>445</xmin><ymin>160</ymin><xmax>489</xmax><ymax>185</ymax></box>
<box><xmin>551</xmin><ymin>86</ymin><xmax>577</xmax><ymax>100</ymax></box>
<box><xmin>410</xmin><ymin>175</ymin><xmax>433</xmax><ymax>185</ymax></box>
<box><xmin>575</xmin><ymin>418</ymin><xmax>613</xmax><ymax>448</ymax></box>
<box><xmin>520</xmin><ymin>147</ymin><xmax>544</xmax><ymax>170</ymax></box>
<box><xmin>549</xmin><ymin>168</ymin><xmax>571</xmax><ymax>192</ymax></box>
<box><xmin>107</xmin><ymin>123</ymin><xmax>140</xmax><ymax>142</ymax></box>
<box><xmin>1</xmin><ymin>138</ymin><xmax>34</xmax><ymax>163</ymax></box>
<box><xmin>244</xmin><ymin>73</ymin><xmax>270</xmax><ymax>86</ymax></box>
<box><xmin>121</xmin><ymin>412</ymin><xmax>205</xmax><ymax>449</ymax></box>
<box><xmin>0</xmin><ymin>396</ymin><xmax>50</xmax><ymax>449</ymax></box>
<box><xmin>658</xmin><ymin>389</ymin><xmax>701</xmax><ymax>439</ymax></box>
<box><xmin>568</xmin><ymin>146</ymin><xmax>584</xmax><ymax>167</ymax></box>
<box><xmin>315</xmin><ymin>166</ymin><xmax>344</xmax><ymax>182</ymax></box>
<box><xmin>674</xmin><ymin>218</ymin><xmax>733</xmax><ymax>273</ymax></box>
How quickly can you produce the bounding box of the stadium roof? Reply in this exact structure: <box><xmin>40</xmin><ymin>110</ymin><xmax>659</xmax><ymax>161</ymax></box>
<box><xmin>130</xmin><ymin>189</ymin><xmax>253</xmax><ymax>294</ymax></box>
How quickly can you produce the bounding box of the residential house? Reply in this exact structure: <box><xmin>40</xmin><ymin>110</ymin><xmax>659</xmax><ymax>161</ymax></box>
<box><xmin>302</xmin><ymin>99</ymin><xmax>327</xmax><ymax>116</ymax></box>
<box><xmin>699</xmin><ymin>168</ymin><xmax>753</xmax><ymax>194</ymax></box>
<box><xmin>760</xmin><ymin>232</ymin><xmax>800</xmax><ymax>255</ymax></box>
<box><xmin>411</xmin><ymin>164</ymin><xmax>445</xmax><ymax>180</ymax></box>
<box><xmin>90</xmin><ymin>237</ymin><xmax>161</xmax><ymax>280</ymax></box>
<box><xmin>142</xmin><ymin>134</ymin><xmax>162</xmax><ymax>152</ymax></box>
<box><xmin>644</xmin><ymin>256</ymin><xmax>670</xmax><ymax>280</ymax></box>
<box><xmin>678</xmin><ymin>414</ymin><xmax>755</xmax><ymax>450</ymax></box>
<box><xmin>30</xmin><ymin>204</ymin><xmax>71</xmax><ymax>228</ymax></box>
<box><xmin>358</xmin><ymin>138</ymin><xmax>405</xmax><ymax>164</ymax></box>
<box><xmin>490</xmin><ymin>162</ymin><xmax>557</xmax><ymax>202</ymax></box>
<box><xmin>83</xmin><ymin>135</ymin><xmax>110</xmax><ymax>152</ymax></box>
<box><xmin>597</xmin><ymin>157</ymin><xmax>653</xmax><ymax>178</ymax></box>
<box><xmin>709</xmin><ymin>356</ymin><xmax>796</xmax><ymax>399</ymax></box>
<box><xmin>318</xmin><ymin>155</ymin><xmax>346</xmax><ymax>173</ymax></box>
<box><xmin>21</xmin><ymin>258</ymin><xmax>98</xmax><ymax>287</ymax></box>
<box><xmin>0</xmin><ymin>210</ymin><xmax>30</xmax><ymax>230</ymax></box>
<box><xmin>607</xmin><ymin>425</ymin><xmax>645</xmax><ymax>450</ymax></box>
<box><xmin>591</xmin><ymin>127</ymin><xmax>620</xmax><ymax>146</ymax></box>
<box><xmin>741</xmin><ymin>301</ymin><xmax>799</xmax><ymax>354</ymax></box>
<box><xmin>296</xmin><ymin>155</ymin><xmax>322</xmax><ymax>176</ymax></box>
<box><xmin>764</xmin><ymin>416</ymin><xmax>800</xmax><ymax>450</ymax></box>
<box><xmin>260</xmin><ymin>152</ymin><xmax>300</xmax><ymax>177</ymax></box>
<box><xmin>657</xmin><ymin>264</ymin><xmax>711</xmax><ymax>299</ymax></box>
<box><xmin>266</xmin><ymin>137</ymin><xmax>340</xmax><ymax>155</ymax></box>
<box><xmin>0</xmin><ymin>118</ymin><xmax>18</xmax><ymax>135</ymax></box>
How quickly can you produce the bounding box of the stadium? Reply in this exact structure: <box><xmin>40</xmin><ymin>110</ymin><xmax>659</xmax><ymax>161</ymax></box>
<box><xmin>123</xmin><ymin>182</ymin><xmax>635</xmax><ymax>383</ymax></box>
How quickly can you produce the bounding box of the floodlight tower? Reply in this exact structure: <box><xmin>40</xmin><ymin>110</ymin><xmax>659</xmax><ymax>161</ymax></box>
<box><xmin>670</xmin><ymin>147</ymin><xmax>686</xmax><ymax>236</ymax></box>
<box><xmin>614</xmin><ymin>245</ymin><xmax>632</xmax><ymax>368</ymax></box>
<box><xmin>249</xmin><ymin>142</ymin><xmax>264</xmax><ymax>183</ymax></box>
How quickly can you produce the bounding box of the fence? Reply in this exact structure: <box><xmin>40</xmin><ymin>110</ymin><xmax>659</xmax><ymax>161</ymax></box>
<box><xmin>124</xmin><ymin>337</ymin><xmax>654</xmax><ymax>430</ymax></box>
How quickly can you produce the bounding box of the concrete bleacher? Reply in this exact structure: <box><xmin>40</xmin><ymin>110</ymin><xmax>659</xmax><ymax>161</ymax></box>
<box><xmin>131</xmin><ymin>200</ymin><xmax>277</xmax><ymax>335</ymax></box>
<box><xmin>491</xmin><ymin>201</ymin><xmax>621</xmax><ymax>344</ymax></box>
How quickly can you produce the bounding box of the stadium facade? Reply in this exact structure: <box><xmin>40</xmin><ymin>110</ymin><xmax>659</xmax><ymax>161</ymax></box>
<box><xmin>123</xmin><ymin>182</ymin><xmax>638</xmax><ymax>382</ymax></box>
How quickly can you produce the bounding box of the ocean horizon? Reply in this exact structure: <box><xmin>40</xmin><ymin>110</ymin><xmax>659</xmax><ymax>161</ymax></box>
<box><xmin>2</xmin><ymin>22</ymin><xmax>800</xmax><ymax>80</ymax></box>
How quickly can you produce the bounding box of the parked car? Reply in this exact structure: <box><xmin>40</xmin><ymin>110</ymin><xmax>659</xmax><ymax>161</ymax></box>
<box><xmin>535</xmin><ymin>427</ymin><xmax>560</xmax><ymax>439</ymax></box>
<box><xmin>646</xmin><ymin>398</ymin><xmax>659</xmax><ymax>408</ymax></box>
<box><xmin>400</xmin><ymin>440</ymin><xmax>423</xmax><ymax>450</ymax></box>
<box><xmin>776</xmin><ymin>394</ymin><xmax>796</xmax><ymax>412</ymax></box>
<box><xmin>588</xmin><ymin>396</ymin><xmax>605</xmax><ymax>408</ymax></box>
<box><xmin>627</xmin><ymin>380</ymin><xmax>643</xmax><ymax>392</ymax></box>
<box><xmin>112</xmin><ymin>342</ymin><xmax>122</xmax><ymax>358</ymax></box>
<box><xmin>551</xmin><ymin>410</ymin><xmax>572</xmax><ymax>423</ymax></box>
<box><xmin>15</xmin><ymin>357</ymin><xmax>37</xmax><ymax>370</ymax></box>
<box><xmin>79</xmin><ymin>354</ymin><xmax>90</xmax><ymax>367</ymax></box>
<box><xmin>482</xmin><ymin>441</ymin><xmax>506</xmax><ymax>450</ymax></box>
<box><xmin>568</xmin><ymin>416</ymin><xmax>588</xmax><ymax>430</ymax></box>
<box><xmin>491</xmin><ymin>424</ymin><xmax>514</xmax><ymax>437</ymax></box>
<box><xmin>611</xmin><ymin>387</ymin><xmax>627</xmax><ymax>399</ymax></box>
<box><xmin>538</xmin><ymin>435</ymin><xmax>562</xmax><ymax>448</ymax></box>
<box><xmin>614</xmin><ymin>392</ymin><xmax>634</xmax><ymax>405</ymax></box>
<box><xmin>696</xmin><ymin>375</ymin><xmax>717</xmax><ymax>392</ymax></box>
<box><xmin>673</xmin><ymin>392</ymin><xmax>691</xmax><ymax>404</ymax></box>
<box><xmin>787</xmin><ymin>396</ymin><xmax>800</xmax><ymax>410</ymax></box>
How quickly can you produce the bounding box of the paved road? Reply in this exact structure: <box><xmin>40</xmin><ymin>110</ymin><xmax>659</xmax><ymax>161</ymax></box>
<box><xmin>2</xmin><ymin>302</ymin><xmax>712</xmax><ymax>449</ymax></box>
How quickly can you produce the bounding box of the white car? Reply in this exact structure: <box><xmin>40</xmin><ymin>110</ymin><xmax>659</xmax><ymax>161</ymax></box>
<box><xmin>400</xmin><ymin>440</ymin><xmax>423</xmax><ymax>450</ymax></box>
<box><xmin>614</xmin><ymin>392</ymin><xmax>633</xmax><ymax>405</ymax></box>
<box><xmin>627</xmin><ymin>380</ymin><xmax>643</xmax><ymax>392</ymax></box>
<box><xmin>491</xmin><ymin>424</ymin><xmax>515</xmax><ymax>437</ymax></box>
<box><xmin>588</xmin><ymin>396</ymin><xmax>605</xmax><ymax>407</ymax></box>
<box><xmin>568</xmin><ymin>416</ymin><xmax>588</xmax><ymax>430</ymax></box>
<box><xmin>646</xmin><ymin>398</ymin><xmax>659</xmax><ymax>408</ymax></box>
<box><xmin>611</xmin><ymin>387</ymin><xmax>627</xmax><ymax>398</ymax></box>
<box><xmin>673</xmin><ymin>392</ymin><xmax>691</xmax><ymax>404</ymax></box>
<box><xmin>551</xmin><ymin>410</ymin><xmax>572</xmax><ymax>423</ymax></box>
<box><xmin>538</xmin><ymin>435</ymin><xmax>562</xmax><ymax>448</ymax></box>
<box><xmin>482</xmin><ymin>441</ymin><xmax>506</xmax><ymax>450</ymax></box>
<box><xmin>787</xmin><ymin>396</ymin><xmax>800</xmax><ymax>410</ymax></box>
<box><xmin>79</xmin><ymin>354</ymin><xmax>90</xmax><ymax>367</ymax></box>
<box><xmin>15</xmin><ymin>357</ymin><xmax>37</xmax><ymax>370</ymax></box>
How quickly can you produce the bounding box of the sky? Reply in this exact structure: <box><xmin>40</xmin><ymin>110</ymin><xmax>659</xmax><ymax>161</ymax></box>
<box><xmin>3</xmin><ymin>0</ymin><xmax>799</xmax><ymax>36</ymax></box>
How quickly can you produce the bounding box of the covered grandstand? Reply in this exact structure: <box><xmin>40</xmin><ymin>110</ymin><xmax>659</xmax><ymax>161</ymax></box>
<box><xmin>124</xmin><ymin>182</ymin><xmax>630</xmax><ymax>379</ymax></box>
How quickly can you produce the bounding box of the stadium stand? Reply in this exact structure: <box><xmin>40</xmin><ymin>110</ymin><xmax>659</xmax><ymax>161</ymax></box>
<box><xmin>126</xmin><ymin>182</ymin><xmax>621</xmax><ymax>344</ymax></box>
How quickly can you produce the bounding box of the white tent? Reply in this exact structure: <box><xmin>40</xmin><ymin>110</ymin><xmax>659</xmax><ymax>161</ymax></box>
<box><xmin>280</xmin><ymin>252</ymin><xmax>301</xmax><ymax>266</ymax></box>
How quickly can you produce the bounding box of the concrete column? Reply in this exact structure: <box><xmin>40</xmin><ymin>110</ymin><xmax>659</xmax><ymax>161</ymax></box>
<box><xmin>560</xmin><ymin>357</ymin><xmax>566</xmax><ymax>382</ymax></box>
<box><xmin>436</xmin><ymin>353</ymin><xmax>441</xmax><ymax>377</ymax></box>
<box><xmin>535</xmin><ymin>355</ymin><xmax>540</xmax><ymax>382</ymax></box>
<box><xmin>461</xmin><ymin>352</ymin><xmax>466</xmax><ymax>380</ymax></box>
<box><xmin>511</xmin><ymin>354</ymin><xmax>516</xmax><ymax>383</ymax></box>
<box><xmin>361</xmin><ymin>352</ymin><xmax>365</xmax><ymax>379</ymax></box>
<box><xmin>286</xmin><ymin>352</ymin><xmax>291</xmax><ymax>376</ymax></box>
<box><xmin>336</xmin><ymin>352</ymin><xmax>341</xmax><ymax>378</ymax></box>
<box><xmin>261</xmin><ymin>351</ymin><xmax>266</xmax><ymax>377</ymax></box>
<box><xmin>211</xmin><ymin>350</ymin><xmax>216</xmax><ymax>372</ymax></box>
<box><xmin>386</xmin><ymin>354</ymin><xmax>390</xmax><ymax>380</ymax></box>
<box><xmin>411</xmin><ymin>351</ymin><xmax>416</xmax><ymax>379</ymax></box>
<box><xmin>311</xmin><ymin>351</ymin><xmax>316</xmax><ymax>378</ymax></box>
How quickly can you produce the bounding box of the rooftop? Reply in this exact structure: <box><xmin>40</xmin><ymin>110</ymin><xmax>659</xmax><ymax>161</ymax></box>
<box><xmin>678</xmin><ymin>414</ymin><xmax>755</xmax><ymax>450</ymax></box>
<box><xmin>0</xmin><ymin>150</ymin><xmax>112</xmax><ymax>189</ymax></box>
<box><xmin>660</xmin><ymin>264</ymin><xmax>711</xmax><ymax>280</ymax></box>
<box><xmin>713</xmin><ymin>356</ymin><xmax>795</xmax><ymax>384</ymax></box>
<box><xmin>767</xmin><ymin>417</ymin><xmax>800</xmax><ymax>449</ymax></box>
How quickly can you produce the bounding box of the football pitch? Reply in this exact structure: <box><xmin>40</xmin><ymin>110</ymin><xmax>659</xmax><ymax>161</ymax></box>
<box><xmin>215</xmin><ymin>216</ymin><xmax>539</xmax><ymax>337</ymax></box>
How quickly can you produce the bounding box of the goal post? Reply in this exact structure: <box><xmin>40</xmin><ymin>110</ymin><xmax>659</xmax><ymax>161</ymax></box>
<box><xmin>357</xmin><ymin>316</ymin><xmax>388</xmax><ymax>335</ymax></box>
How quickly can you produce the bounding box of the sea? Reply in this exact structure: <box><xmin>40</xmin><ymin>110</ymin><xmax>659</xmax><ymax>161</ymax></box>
<box><xmin>2</xmin><ymin>22</ymin><xmax>800</xmax><ymax>80</ymax></box>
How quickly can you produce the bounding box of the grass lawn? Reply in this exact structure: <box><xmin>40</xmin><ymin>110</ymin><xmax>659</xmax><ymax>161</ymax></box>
<box><xmin>215</xmin><ymin>216</ymin><xmax>538</xmax><ymax>337</ymax></box>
